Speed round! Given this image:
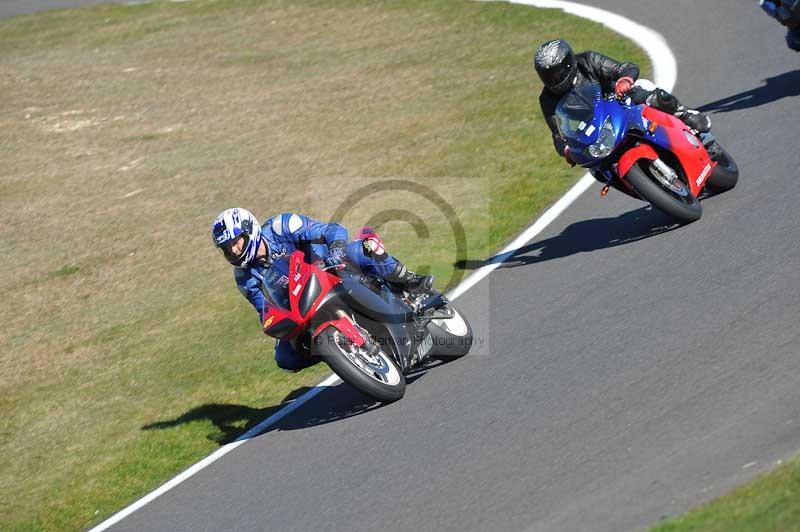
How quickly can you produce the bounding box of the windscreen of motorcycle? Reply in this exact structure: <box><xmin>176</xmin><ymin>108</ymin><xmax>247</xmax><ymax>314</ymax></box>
<box><xmin>555</xmin><ymin>82</ymin><xmax>601</xmax><ymax>140</ymax></box>
<box><xmin>261</xmin><ymin>256</ymin><xmax>292</xmax><ymax>310</ymax></box>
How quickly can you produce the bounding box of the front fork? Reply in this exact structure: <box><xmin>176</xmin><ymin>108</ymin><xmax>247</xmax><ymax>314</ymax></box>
<box><xmin>649</xmin><ymin>158</ymin><xmax>682</xmax><ymax>191</ymax></box>
<box><xmin>595</xmin><ymin>142</ymin><xmax>678</xmax><ymax>197</ymax></box>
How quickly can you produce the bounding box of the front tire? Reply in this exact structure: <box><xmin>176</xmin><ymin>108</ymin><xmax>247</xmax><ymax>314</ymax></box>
<box><xmin>624</xmin><ymin>161</ymin><xmax>702</xmax><ymax>223</ymax></box>
<box><xmin>314</xmin><ymin>326</ymin><xmax>406</xmax><ymax>402</ymax></box>
<box><xmin>428</xmin><ymin>305</ymin><xmax>473</xmax><ymax>361</ymax></box>
<box><xmin>705</xmin><ymin>143</ymin><xmax>739</xmax><ymax>192</ymax></box>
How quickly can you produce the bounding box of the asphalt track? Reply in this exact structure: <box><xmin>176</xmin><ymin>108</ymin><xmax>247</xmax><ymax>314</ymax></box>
<box><xmin>6</xmin><ymin>1</ymin><xmax>800</xmax><ymax>531</ymax></box>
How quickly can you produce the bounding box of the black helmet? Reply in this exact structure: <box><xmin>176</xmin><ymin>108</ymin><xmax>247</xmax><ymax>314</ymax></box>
<box><xmin>534</xmin><ymin>39</ymin><xmax>578</xmax><ymax>96</ymax></box>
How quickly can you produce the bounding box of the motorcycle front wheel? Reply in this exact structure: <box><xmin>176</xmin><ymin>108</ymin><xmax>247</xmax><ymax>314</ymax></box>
<box><xmin>314</xmin><ymin>326</ymin><xmax>406</xmax><ymax>402</ymax></box>
<box><xmin>625</xmin><ymin>161</ymin><xmax>702</xmax><ymax>223</ymax></box>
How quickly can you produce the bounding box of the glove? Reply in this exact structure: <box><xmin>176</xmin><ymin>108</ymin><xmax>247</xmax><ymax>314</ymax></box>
<box><xmin>614</xmin><ymin>76</ymin><xmax>634</xmax><ymax>98</ymax></box>
<box><xmin>324</xmin><ymin>240</ymin><xmax>347</xmax><ymax>267</ymax></box>
<box><xmin>563</xmin><ymin>146</ymin><xmax>576</xmax><ymax>167</ymax></box>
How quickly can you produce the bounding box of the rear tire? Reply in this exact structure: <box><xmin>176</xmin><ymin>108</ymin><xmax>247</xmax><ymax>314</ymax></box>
<box><xmin>314</xmin><ymin>327</ymin><xmax>405</xmax><ymax>402</ymax></box>
<box><xmin>705</xmin><ymin>143</ymin><xmax>739</xmax><ymax>192</ymax></box>
<box><xmin>624</xmin><ymin>161</ymin><xmax>702</xmax><ymax>223</ymax></box>
<box><xmin>429</xmin><ymin>305</ymin><xmax>473</xmax><ymax>361</ymax></box>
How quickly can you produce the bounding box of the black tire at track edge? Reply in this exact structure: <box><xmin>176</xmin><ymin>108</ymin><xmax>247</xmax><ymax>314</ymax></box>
<box><xmin>625</xmin><ymin>161</ymin><xmax>703</xmax><ymax>223</ymax></box>
<box><xmin>314</xmin><ymin>327</ymin><xmax>406</xmax><ymax>402</ymax></box>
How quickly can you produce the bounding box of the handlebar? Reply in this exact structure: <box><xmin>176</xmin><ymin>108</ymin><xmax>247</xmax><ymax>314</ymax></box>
<box><xmin>319</xmin><ymin>262</ymin><xmax>347</xmax><ymax>272</ymax></box>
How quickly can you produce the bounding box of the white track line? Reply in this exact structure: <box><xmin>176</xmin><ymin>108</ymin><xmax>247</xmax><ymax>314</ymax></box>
<box><xmin>89</xmin><ymin>2</ymin><xmax>676</xmax><ymax>530</ymax></box>
<box><xmin>88</xmin><ymin>373</ymin><xmax>341</xmax><ymax>532</ymax></box>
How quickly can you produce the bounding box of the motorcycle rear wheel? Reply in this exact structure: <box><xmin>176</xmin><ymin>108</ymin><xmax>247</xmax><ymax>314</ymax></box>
<box><xmin>429</xmin><ymin>304</ymin><xmax>473</xmax><ymax>361</ymax></box>
<box><xmin>625</xmin><ymin>161</ymin><xmax>702</xmax><ymax>223</ymax></box>
<box><xmin>705</xmin><ymin>143</ymin><xmax>739</xmax><ymax>192</ymax></box>
<box><xmin>315</xmin><ymin>326</ymin><xmax>406</xmax><ymax>402</ymax></box>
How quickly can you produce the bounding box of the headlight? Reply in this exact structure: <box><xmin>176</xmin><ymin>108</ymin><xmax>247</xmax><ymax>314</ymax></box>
<box><xmin>587</xmin><ymin>117</ymin><xmax>616</xmax><ymax>159</ymax></box>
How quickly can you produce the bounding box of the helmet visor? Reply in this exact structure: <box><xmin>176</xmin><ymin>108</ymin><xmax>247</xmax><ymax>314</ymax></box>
<box><xmin>220</xmin><ymin>234</ymin><xmax>249</xmax><ymax>266</ymax></box>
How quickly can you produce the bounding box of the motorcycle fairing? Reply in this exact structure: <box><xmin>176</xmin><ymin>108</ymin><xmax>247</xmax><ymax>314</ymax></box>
<box><xmin>641</xmin><ymin>106</ymin><xmax>715</xmax><ymax>196</ymax></box>
<box><xmin>332</xmin><ymin>276</ymin><xmax>418</xmax><ymax>371</ymax></box>
<box><xmin>262</xmin><ymin>251</ymin><xmax>341</xmax><ymax>340</ymax></box>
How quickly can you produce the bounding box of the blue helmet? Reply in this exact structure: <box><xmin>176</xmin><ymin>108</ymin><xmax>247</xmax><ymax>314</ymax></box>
<box><xmin>211</xmin><ymin>208</ymin><xmax>262</xmax><ymax>267</ymax></box>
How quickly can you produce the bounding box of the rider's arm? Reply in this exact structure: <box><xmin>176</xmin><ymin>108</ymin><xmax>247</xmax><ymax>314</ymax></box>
<box><xmin>270</xmin><ymin>212</ymin><xmax>348</xmax><ymax>247</ymax></box>
<box><xmin>310</xmin><ymin>218</ymin><xmax>348</xmax><ymax>247</ymax></box>
<box><xmin>539</xmin><ymin>90</ymin><xmax>569</xmax><ymax>157</ymax></box>
<box><xmin>301</xmin><ymin>216</ymin><xmax>349</xmax><ymax>265</ymax></box>
<box><xmin>580</xmin><ymin>51</ymin><xmax>640</xmax><ymax>95</ymax></box>
<box><xmin>234</xmin><ymin>268</ymin><xmax>267</xmax><ymax>322</ymax></box>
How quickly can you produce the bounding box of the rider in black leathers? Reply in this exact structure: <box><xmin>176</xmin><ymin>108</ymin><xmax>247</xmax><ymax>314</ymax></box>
<box><xmin>535</xmin><ymin>39</ymin><xmax>712</xmax><ymax>165</ymax></box>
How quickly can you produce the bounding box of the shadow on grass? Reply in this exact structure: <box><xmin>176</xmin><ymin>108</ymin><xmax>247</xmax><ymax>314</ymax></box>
<box><xmin>141</xmin><ymin>386</ymin><xmax>317</xmax><ymax>445</ymax></box>
<box><xmin>456</xmin><ymin>205</ymin><xmax>679</xmax><ymax>270</ymax></box>
<box><xmin>142</xmin><ymin>369</ymin><xmax>432</xmax><ymax>444</ymax></box>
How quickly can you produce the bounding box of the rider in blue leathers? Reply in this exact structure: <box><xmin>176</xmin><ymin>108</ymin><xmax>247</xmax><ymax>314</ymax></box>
<box><xmin>760</xmin><ymin>0</ymin><xmax>800</xmax><ymax>51</ymax></box>
<box><xmin>212</xmin><ymin>208</ymin><xmax>434</xmax><ymax>372</ymax></box>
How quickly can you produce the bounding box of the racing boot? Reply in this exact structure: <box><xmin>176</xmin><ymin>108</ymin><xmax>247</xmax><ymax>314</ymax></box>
<box><xmin>385</xmin><ymin>261</ymin><xmax>435</xmax><ymax>295</ymax></box>
<box><xmin>646</xmin><ymin>88</ymin><xmax>711</xmax><ymax>133</ymax></box>
<box><xmin>705</xmin><ymin>139</ymin><xmax>723</xmax><ymax>161</ymax></box>
<box><xmin>674</xmin><ymin>106</ymin><xmax>712</xmax><ymax>133</ymax></box>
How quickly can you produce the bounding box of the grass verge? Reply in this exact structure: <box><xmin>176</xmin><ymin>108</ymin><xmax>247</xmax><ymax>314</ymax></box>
<box><xmin>651</xmin><ymin>456</ymin><xmax>800</xmax><ymax>532</ymax></box>
<box><xmin>0</xmin><ymin>0</ymin><xmax>648</xmax><ymax>530</ymax></box>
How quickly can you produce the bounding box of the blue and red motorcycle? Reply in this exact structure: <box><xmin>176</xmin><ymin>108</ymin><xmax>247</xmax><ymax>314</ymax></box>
<box><xmin>555</xmin><ymin>82</ymin><xmax>738</xmax><ymax>223</ymax></box>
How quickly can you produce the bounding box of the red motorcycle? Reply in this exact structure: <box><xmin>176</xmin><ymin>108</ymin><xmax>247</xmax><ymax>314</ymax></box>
<box><xmin>260</xmin><ymin>250</ymin><xmax>473</xmax><ymax>402</ymax></box>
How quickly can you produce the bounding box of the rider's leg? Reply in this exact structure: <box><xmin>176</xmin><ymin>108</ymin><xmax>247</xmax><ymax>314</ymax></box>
<box><xmin>345</xmin><ymin>232</ymin><xmax>434</xmax><ymax>294</ymax></box>
<box><xmin>630</xmin><ymin>79</ymin><xmax>711</xmax><ymax>133</ymax></box>
<box><xmin>275</xmin><ymin>339</ymin><xmax>318</xmax><ymax>373</ymax></box>
<box><xmin>786</xmin><ymin>26</ymin><xmax>800</xmax><ymax>51</ymax></box>
<box><xmin>383</xmin><ymin>261</ymin><xmax>435</xmax><ymax>294</ymax></box>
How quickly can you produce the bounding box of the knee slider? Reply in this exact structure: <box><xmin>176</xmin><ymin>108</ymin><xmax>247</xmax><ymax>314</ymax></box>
<box><xmin>362</xmin><ymin>235</ymin><xmax>388</xmax><ymax>261</ymax></box>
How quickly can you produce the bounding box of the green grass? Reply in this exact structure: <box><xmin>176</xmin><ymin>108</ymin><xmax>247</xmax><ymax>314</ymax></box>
<box><xmin>0</xmin><ymin>0</ymin><xmax>649</xmax><ymax>530</ymax></box>
<box><xmin>48</xmin><ymin>264</ymin><xmax>81</xmax><ymax>278</ymax></box>
<box><xmin>651</xmin><ymin>456</ymin><xmax>800</xmax><ymax>532</ymax></box>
